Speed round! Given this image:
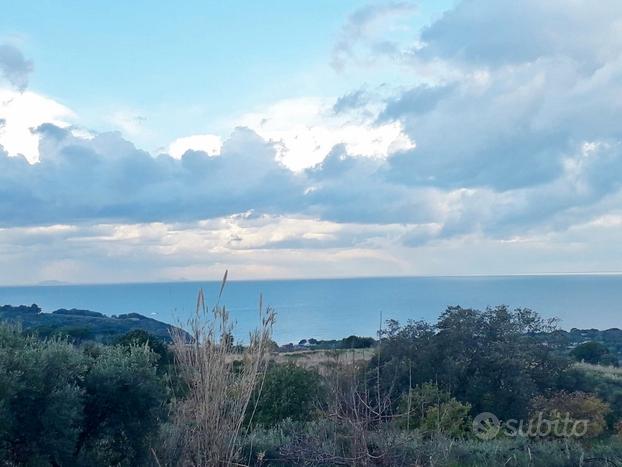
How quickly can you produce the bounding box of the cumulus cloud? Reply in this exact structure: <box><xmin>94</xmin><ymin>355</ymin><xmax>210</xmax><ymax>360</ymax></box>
<box><xmin>0</xmin><ymin>43</ymin><xmax>33</xmax><ymax>91</ymax></box>
<box><xmin>375</xmin><ymin>0</ymin><xmax>622</xmax><ymax>207</ymax></box>
<box><xmin>235</xmin><ymin>97</ymin><xmax>414</xmax><ymax>170</ymax></box>
<box><xmin>0</xmin><ymin>88</ymin><xmax>75</xmax><ymax>162</ymax></box>
<box><xmin>0</xmin><ymin>125</ymin><xmax>303</xmax><ymax>226</ymax></box>
<box><xmin>4</xmin><ymin>0</ymin><xmax>622</xmax><ymax>282</ymax></box>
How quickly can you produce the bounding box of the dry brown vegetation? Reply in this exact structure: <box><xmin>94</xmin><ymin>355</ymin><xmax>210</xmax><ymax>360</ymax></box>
<box><xmin>168</xmin><ymin>274</ymin><xmax>276</xmax><ymax>466</ymax></box>
<box><xmin>270</xmin><ymin>348</ymin><xmax>374</xmax><ymax>373</ymax></box>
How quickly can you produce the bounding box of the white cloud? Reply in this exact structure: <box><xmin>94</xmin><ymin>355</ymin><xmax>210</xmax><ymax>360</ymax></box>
<box><xmin>236</xmin><ymin>96</ymin><xmax>414</xmax><ymax>170</ymax></box>
<box><xmin>168</xmin><ymin>134</ymin><xmax>222</xmax><ymax>158</ymax></box>
<box><xmin>0</xmin><ymin>88</ymin><xmax>74</xmax><ymax>162</ymax></box>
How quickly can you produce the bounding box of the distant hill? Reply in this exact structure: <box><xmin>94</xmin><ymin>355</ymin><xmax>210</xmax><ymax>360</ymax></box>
<box><xmin>0</xmin><ymin>304</ymin><xmax>188</xmax><ymax>343</ymax></box>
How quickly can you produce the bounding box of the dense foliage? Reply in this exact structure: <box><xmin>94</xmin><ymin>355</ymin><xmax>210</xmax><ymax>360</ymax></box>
<box><xmin>3</xmin><ymin>303</ymin><xmax>622</xmax><ymax>466</ymax></box>
<box><xmin>372</xmin><ymin>305</ymin><xmax>570</xmax><ymax>419</ymax></box>
<box><xmin>0</xmin><ymin>324</ymin><xmax>167</xmax><ymax>466</ymax></box>
<box><xmin>251</xmin><ymin>363</ymin><xmax>323</xmax><ymax>426</ymax></box>
<box><xmin>571</xmin><ymin>341</ymin><xmax>618</xmax><ymax>366</ymax></box>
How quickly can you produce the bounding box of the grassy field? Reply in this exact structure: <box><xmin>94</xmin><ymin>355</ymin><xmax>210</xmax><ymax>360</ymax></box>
<box><xmin>575</xmin><ymin>361</ymin><xmax>622</xmax><ymax>381</ymax></box>
<box><xmin>272</xmin><ymin>347</ymin><xmax>374</xmax><ymax>369</ymax></box>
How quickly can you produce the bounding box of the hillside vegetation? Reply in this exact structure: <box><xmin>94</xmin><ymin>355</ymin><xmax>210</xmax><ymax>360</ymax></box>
<box><xmin>0</xmin><ymin>304</ymin><xmax>188</xmax><ymax>343</ymax></box>
<box><xmin>2</xmin><ymin>301</ymin><xmax>622</xmax><ymax>466</ymax></box>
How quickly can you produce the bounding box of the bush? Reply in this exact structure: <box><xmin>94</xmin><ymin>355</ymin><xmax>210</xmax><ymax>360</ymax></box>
<box><xmin>0</xmin><ymin>324</ymin><xmax>167</xmax><ymax>466</ymax></box>
<box><xmin>115</xmin><ymin>329</ymin><xmax>173</xmax><ymax>366</ymax></box>
<box><xmin>571</xmin><ymin>341</ymin><xmax>618</xmax><ymax>366</ymax></box>
<box><xmin>251</xmin><ymin>363</ymin><xmax>324</xmax><ymax>426</ymax></box>
<box><xmin>530</xmin><ymin>391</ymin><xmax>610</xmax><ymax>438</ymax></box>
<box><xmin>397</xmin><ymin>383</ymin><xmax>471</xmax><ymax>438</ymax></box>
<box><xmin>75</xmin><ymin>345</ymin><xmax>167</xmax><ymax>465</ymax></box>
<box><xmin>240</xmin><ymin>419</ymin><xmax>622</xmax><ymax>466</ymax></box>
<box><xmin>341</xmin><ymin>335</ymin><xmax>375</xmax><ymax>349</ymax></box>
<box><xmin>0</xmin><ymin>325</ymin><xmax>86</xmax><ymax>465</ymax></box>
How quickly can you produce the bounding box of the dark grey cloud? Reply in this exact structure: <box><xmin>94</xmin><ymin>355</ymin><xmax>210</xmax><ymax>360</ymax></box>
<box><xmin>0</xmin><ymin>43</ymin><xmax>33</xmax><ymax>91</ymax></box>
<box><xmin>305</xmin><ymin>144</ymin><xmax>443</xmax><ymax>225</ymax></box>
<box><xmin>0</xmin><ymin>125</ymin><xmax>305</xmax><ymax>227</ymax></box>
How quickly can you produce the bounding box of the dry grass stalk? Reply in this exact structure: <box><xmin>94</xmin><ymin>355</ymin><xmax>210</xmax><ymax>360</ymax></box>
<box><xmin>170</xmin><ymin>273</ymin><xmax>275</xmax><ymax>466</ymax></box>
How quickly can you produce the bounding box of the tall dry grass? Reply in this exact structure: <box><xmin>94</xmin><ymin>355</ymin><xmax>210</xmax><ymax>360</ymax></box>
<box><xmin>169</xmin><ymin>273</ymin><xmax>275</xmax><ymax>466</ymax></box>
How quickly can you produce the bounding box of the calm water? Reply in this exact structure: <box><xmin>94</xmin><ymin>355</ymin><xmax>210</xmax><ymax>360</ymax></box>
<box><xmin>0</xmin><ymin>275</ymin><xmax>621</xmax><ymax>343</ymax></box>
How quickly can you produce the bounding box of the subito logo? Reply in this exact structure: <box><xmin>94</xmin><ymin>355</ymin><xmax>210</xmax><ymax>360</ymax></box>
<box><xmin>472</xmin><ymin>412</ymin><xmax>501</xmax><ymax>440</ymax></box>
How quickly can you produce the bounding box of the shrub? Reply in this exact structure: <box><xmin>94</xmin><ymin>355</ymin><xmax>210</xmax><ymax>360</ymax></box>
<box><xmin>530</xmin><ymin>391</ymin><xmax>610</xmax><ymax>438</ymax></box>
<box><xmin>115</xmin><ymin>329</ymin><xmax>173</xmax><ymax>366</ymax></box>
<box><xmin>75</xmin><ymin>344</ymin><xmax>167</xmax><ymax>465</ymax></box>
<box><xmin>251</xmin><ymin>363</ymin><xmax>324</xmax><ymax>426</ymax></box>
<box><xmin>397</xmin><ymin>383</ymin><xmax>471</xmax><ymax>437</ymax></box>
<box><xmin>571</xmin><ymin>341</ymin><xmax>618</xmax><ymax>366</ymax></box>
<box><xmin>0</xmin><ymin>324</ymin><xmax>86</xmax><ymax>465</ymax></box>
<box><xmin>342</xmin><ymin>335</ymin><xmax>375</xmax><ymax>349</ymax></box>
<box><xmin>0</xmin><ymin>323</ymin><xmax>167</xmax><ymax>466</ymax></box>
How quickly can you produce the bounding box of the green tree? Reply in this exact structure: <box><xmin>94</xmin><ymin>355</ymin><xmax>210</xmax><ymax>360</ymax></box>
<box><xmin>75</xmin><ymin>345</ymin><xmax>167</xmax><ymax>465</ymax></box>
<box><xmin>571</xmin><ymin>341</ymin><xmax>616</xmax><ymax>365</ymax></box>
<box><xmin>371</xmin><ymin>306</ymin><xmax>570</xmax><ymax>420</ymax></box>
<box><xmin>251</xmin><ymin>363</ymin><xmax>324</xmax><ymax>426</ymax></box>
<box><xmin>0</xmin><ymin>324</ymin><xmax>86</xmax><ymax>466</ymax></box>
<box><xmin>115</xmin><ymin>329</ymin><xmax>173</xmax><ymax>366</ymax></box>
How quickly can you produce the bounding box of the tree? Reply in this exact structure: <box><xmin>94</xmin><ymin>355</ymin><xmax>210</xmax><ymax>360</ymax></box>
<box><xmin>251</xmin><ymin>363</ymin><xmax>324</xmax><ymax>426</ymax></box>
<box><xmin>0</xmin><ymin>324</ymin><xmax>86</xmax><ymax>466</ymax></box>
<box><xmin>0</xmin><ymin>324</ymin><xmax>168</xmax><ymax>465</ymax></box>
<box><xmin>115</xmin><ymin>329</ymin><xmax>173</xmax><ymax>366</ymax></box>
<box><xmin>571</xmin><ymin>341</ymin><xmax>616</xmax><ymax>365</ymax></box>
<box><xmin>370</xmin><ymin>306</ymin><xmax>570</xmax><ymax>420</ymax></box>
<box><xmin>341</xmin><ymin>335</ymin><xmax>375</xmax><ymax>349</ymax></box>
<box><xmin>75</xmin><ymin>345</ymin><xmax>167</xmax><ymax>465</ymax></box>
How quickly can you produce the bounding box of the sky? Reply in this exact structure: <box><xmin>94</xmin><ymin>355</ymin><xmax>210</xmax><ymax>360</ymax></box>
<box><xmin>1</xmin><ymin>0</ymin><xmax>622</xmax><ymax>285</ymax></box>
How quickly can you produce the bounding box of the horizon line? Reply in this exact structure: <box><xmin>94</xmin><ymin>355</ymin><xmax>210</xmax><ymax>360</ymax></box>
<box><xmin>3</xmin><ymin>270</ymin><xmax>622</xmax><ymax>288</ymax></box>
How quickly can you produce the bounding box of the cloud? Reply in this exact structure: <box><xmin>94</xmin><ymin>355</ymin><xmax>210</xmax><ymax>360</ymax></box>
<box><xmin>0</xmin><ymin>88</ymin><xmax>75</xmax><ymax>162</ymax></box>
<box><xmin>417</xmin><ymin>0</ymin><xmax>622</xmax><ymax>70</ymax></box>
<box><xmin>331</xmin><ymin>2</ymin><xmax>417</xmax><ymax>71</ymax></box>
<box><xmin>235</xmin><ymin>96</ymin><xmax>413</xmax><ymax>170</ymax></box>
<box><xmin>168</xmin><ymin>134</ymin><xmax>222</xmax><ymax>158</ymax></box>
<box><xmin>0</xmin><ymin>216</ymin><xmax>412</xmax><ymax>284</ymax></box>
<box><xmin>332</xmin><ymin>89</ymin><xmax>370</xmax><ymax>114</ymax></box>
<box><xmin>376</xmin><ymin>0</ymin><xmax>622</xmax><ymax>197</ymax></box>
<box><xmin>0</xmin><ymin>43</ymin><xmax>33</xmax><ymax>91</ymax></box>
<box><xmin>0</xmin><ymin>125</ymin><xmax>304</xmax><ymax>227</ymax></box>
<box><xmin>4</xmin><ymin>0</ymin><xmax>622</xmax><ymax>282</ymax></box>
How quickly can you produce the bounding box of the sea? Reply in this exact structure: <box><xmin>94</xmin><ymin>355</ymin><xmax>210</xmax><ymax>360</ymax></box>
<box><xmin>0</xmin><ymin>275</ymin><xmax>621</xmax><ymax>344</ymax></box>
